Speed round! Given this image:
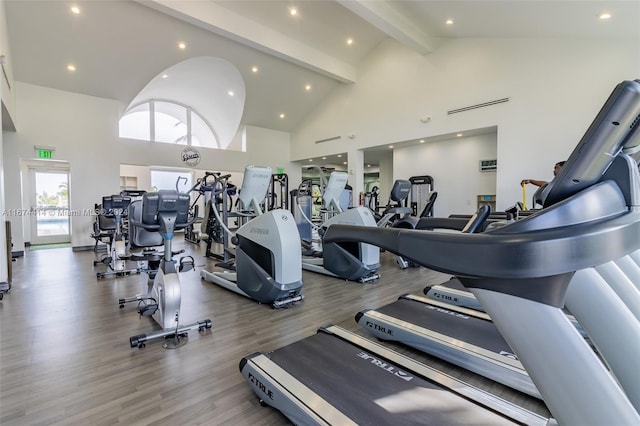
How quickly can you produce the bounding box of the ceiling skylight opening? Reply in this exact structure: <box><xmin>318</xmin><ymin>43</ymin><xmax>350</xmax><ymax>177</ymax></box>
<box><xmin>70</xmin><ymin>5</ymin><xmax>80</xmax><ymax>15</ymax></box>
<box><xmin>66</xmin><ymin>64</ymin><xmax>76</xmax><ymax>72</ymax></box>
<box><xmin>445</xmin><ymin>19</ymin><xmax>454</xmax><ymax>25</ymax></box>
<box><xmin>178</xmin><ymin>42</ymin><xmax>187</xmax><ymax>50</ymax></box>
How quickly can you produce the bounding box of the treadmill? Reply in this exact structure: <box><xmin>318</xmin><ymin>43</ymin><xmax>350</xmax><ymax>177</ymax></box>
<box><xmin>239</xmin><ymin>80</ymin><xmax>640</xmax><ymax>425</ymax></box>
<box><xmin>241</xmin><ymin>325</ymin><xmax>548</xmax><ymax>425</ymax></box>
<box><xmin>356</xmin><ymin>293</ymin><xmax>540</xmax><ymax>398</ymax></box>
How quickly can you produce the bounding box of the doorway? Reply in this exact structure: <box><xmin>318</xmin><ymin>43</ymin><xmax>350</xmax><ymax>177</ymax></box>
<box><xmin>29</xmin><ymin>168</ymin><xmax>71</xmax><ymax>245</ymax></box>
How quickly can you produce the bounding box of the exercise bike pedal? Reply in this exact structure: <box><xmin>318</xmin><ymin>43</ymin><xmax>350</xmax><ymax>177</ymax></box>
<box><xmin>138</xmin><ymin>303</ymin><xmax>158</xmax><ymax>317</ymax></box>
<box><xmin>178</xmin><ymin>256</ymin><xmax>195</xmax><ymax>273</ymax></box>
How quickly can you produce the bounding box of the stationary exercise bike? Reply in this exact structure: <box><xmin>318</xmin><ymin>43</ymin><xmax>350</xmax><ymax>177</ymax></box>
<box><xmin>121</xmin><ymin>190</ymin><xmax>212</xmax><ymax>349</ymax></box>
<box><xmin>93</xmin><ymin>194</ymin><xmax>145</xmax><ymax>279</ymax></box>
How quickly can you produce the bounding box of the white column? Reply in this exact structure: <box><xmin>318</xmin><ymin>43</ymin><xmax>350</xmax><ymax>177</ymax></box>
<box><xmin>347</xmin><ymin>149</ymin><xmax>364</xmax><ymax>206</ymax></box>
<box><xmin>0</xmin><ymin>76</ymin><xmax>8</xmax><ymax>283</ymax></box>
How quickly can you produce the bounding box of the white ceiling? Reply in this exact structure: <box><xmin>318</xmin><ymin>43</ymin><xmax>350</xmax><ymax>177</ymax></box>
<box><xmin>5</xmin><ymin>0</ymin><xmax>639</xmax><ymax>136</ymax></box>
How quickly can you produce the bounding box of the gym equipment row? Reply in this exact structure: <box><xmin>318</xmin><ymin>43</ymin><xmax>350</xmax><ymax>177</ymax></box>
<box><xmin>239</xmin><ymin>79</ymin><xmax>640</xmax><ymax>424</ymax></box>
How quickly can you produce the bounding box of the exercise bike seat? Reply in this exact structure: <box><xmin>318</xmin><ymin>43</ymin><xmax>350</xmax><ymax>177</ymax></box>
<box><xmin>128</xmin><ymin>201</ymin><xmax>164</xmax><ymax>249</ymax></box>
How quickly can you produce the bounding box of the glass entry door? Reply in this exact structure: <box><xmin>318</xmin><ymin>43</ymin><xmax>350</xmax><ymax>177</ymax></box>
<box><xmin>29</xmin><ymin>169</ymin><xmax>71</xmax><ymax>245</ymax></box>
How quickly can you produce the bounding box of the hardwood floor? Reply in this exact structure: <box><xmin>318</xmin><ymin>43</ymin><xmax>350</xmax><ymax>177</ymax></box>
<box><xmin>0</xmin><ymin>239</ymin><xmax>549</xmax><ymax>425</ymax></box>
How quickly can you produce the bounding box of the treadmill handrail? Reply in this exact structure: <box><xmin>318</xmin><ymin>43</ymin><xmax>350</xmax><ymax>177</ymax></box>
<box><xmin>324</xmin><ymin>183</ymin><xmax>637</xmax><ymax>281</ymax></box>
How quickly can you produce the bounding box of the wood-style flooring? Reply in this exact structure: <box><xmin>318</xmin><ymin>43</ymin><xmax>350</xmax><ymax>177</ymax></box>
<box><xmin>0</xmin><ymin>239</ymin><xmax>549</xmax><ymax>425</ymax></box>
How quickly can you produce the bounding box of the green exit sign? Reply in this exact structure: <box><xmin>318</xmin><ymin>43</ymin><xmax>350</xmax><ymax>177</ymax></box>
<box><xmin>37</xmin><ymin>149</ymin><xmax>54</xmax><ymax>159</ymax></box>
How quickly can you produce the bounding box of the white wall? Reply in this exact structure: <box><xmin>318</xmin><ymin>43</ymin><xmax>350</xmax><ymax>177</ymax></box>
<box><xmin>3</xmin><ymin>83</ymin><xmax>300</xmax><ymax>250</ymax></box>
<box><xmin>0</xmin><ymin>0</ymin><xmax>13</xmax><ymax>281</ymax></box>
<box><xmin>0</xmin><ymin>61</ymin><xmax>6</xmax><ymax>282</ymax></box>
<box><xmin>0</xmin><ymin>0</ymin><xmax>16</xmax><ymax>129</ymax></box>
<box><xmin>394</xmin><ymin>133</ymin><xmax>496</xmax><ymax>217</ymax></box>
<box><xmin>291</xmin><ymin>37</ymin><xmax>639</xmax><ymax>210</ymax></box>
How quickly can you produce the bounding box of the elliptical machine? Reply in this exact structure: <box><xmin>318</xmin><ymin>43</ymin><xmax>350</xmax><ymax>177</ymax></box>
<box><xmin>122</xmin><ymin>190</ymin><xmax>212</xmax><ymax>349</ymax></box>
<box><xmin>177</xmin><ymin>172</ymin><xmax>219</xmax><ymax>244</ymax></box>
<box><xmin>298</xmin><ymin>170</ymin><xmax>381</xmax><ymax>283</ymax></box>
<box><xmin>200</xmin><ymin>165</ymin><xmax>304</xmax><ymax>309</ymax></box>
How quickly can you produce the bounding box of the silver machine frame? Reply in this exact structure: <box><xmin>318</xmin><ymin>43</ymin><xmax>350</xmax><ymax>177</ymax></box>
<box><xmin>125</xmin><ymin>190</ymin><xmax>212</xmax><ymax>349</ymax></box>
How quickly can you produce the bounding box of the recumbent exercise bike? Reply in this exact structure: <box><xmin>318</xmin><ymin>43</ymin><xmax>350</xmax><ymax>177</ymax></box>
<box><xmin>120</xmin><ymin>190</ymin><xmax>212</xmax><ymax>349</ymax></box>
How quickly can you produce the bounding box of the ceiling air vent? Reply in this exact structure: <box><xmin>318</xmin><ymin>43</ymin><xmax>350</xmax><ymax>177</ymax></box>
<box><xmin>315</xmin><ymin>136</ymin><xmax>341</xmax><ymax>144</ymax></box>
<box><xmin>448</xmin><ymin>98</ymin><xmax>509</xmax><ymax>115</ymax></box>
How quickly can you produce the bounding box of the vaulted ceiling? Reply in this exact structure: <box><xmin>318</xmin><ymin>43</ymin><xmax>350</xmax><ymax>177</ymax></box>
<box><xmin>5</xmin><ymin>1</ymin><xmax>639</xmax><ymax>134</ymax></box>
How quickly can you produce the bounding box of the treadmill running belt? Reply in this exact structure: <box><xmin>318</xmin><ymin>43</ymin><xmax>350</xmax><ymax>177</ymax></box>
<box><xmin>268</xmin><ymin>331</ymin><xmax>514</xmax><ymax>425</ymax></box>
<box><xmin>377</xmin><ymin>298</ymin><xmax>514</xmax><ymax>356</ymax></box>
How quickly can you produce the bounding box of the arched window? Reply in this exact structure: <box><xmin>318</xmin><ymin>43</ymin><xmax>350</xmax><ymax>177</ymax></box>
<box><xmin>119</xmin><ymin>56</ymin><xmax>245</xmax><ymax>150</ymax></box>
<box><xmin>119</xmin><ymin>100</ymin><xmax>218</xmax><ymax>148</ymax></box>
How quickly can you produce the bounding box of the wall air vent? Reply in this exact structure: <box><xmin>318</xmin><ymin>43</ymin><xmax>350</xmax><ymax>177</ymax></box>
<box><xmin>448</xmin><ymin>98</ymin><xmax>509</xmax><ymax>115</ymax></box>
<box><xmin>315</xmin><ymin>136</ymin><xmax>342</xmax><ymax>144</ymax></box>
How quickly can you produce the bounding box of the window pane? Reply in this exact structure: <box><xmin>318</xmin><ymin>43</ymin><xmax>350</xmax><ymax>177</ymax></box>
<box><xmin>150</xmin><ymin>170</ymin><xmax>192</xmax><ymax>192</ymax></box>
<box><xmin>119</xmin><ymin>103</ymin><xmax>150</xmax><ymax>141</ymax></box>
<box><xmin>154</xmin><ymin>101</ymin><xmax>188</xmax><ymax>144</ymax></box>
<box><xmin>191</xmin><ymin>110</ymin><xmax>218</xmax><ymax>148</ymax></box>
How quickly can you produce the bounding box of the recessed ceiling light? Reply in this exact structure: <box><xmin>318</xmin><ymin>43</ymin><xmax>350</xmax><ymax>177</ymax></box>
<box><xmin>389</xmin><ymin>145</ymin><xmax>394</xmax><ymax>149</ymax></box>
<box><xmin>599</xmin><ymin>12</ymin><xmax>612</xmax><ymax>20</ymax></box>
<box><xmin>419</xmin><ymin>139</ymin><xmax>425</xmax><ymax>143</ymax></box>
<box><xmin>161</xmin><ymin>74</ymin><xmax>168</xmax><ymax>79</ymax></box>
<box><xmin>308</xmin><ymin>159</ymin><xmax>313</xmax><ymax>162</ymax></box>
<box><xmin>305</xmin><ymin>84</ymin><xmax>311</xmax><ymax>91</ymax></box>
<box><xmin>251</xmin><ymin>66</ymin><xmax>259</xmax><ymax>73</ymax></box>
<box><xmin>279</xmin><ymin>113</ymin><xmax>285</xmax><ymax>119</ymax></box>
<box><xmin>178</xmin><ymin>42</ymin><xmax>186</xmax><ymax>50</ymax></box>
<box><xmin>445</xmin><ymin>19</ymin><xmax>454</xmax><ymax>25</ymax></box>
<box><xmin>456</xmin><ymin>133</ymin><xmax>463</xmax><ymax>137</ymax></box>
<box><xmin>290</xmin><ymin>7</ymin><xmax>297</xmax><ymax>16</ymax></box>
<box><xmin>66</xmin><ymin>64</ymin><xmax>76</xmax><ymax>72</ymax></box>
<box><xmin>367</xmin><ymin>164</ymin><xmax>371</xmax><ymax>168</ymax></box>
<box><xmin>322</xmin><ymin>156</ymin><xmax>327</xmax><ymax>160</ymax></box>
<box><xmin>343</xmin><ymin>161</ymin><xmax>347</xmax><ymax>165</ymax></box>
<box><xmin>346</xmin><ymin>38</ymin><xmax>354</xmax><ymax>45</ymax></box>
<box><xmin>228</xmin><ymin>90</ymin><xmax>234</xmax><ymax>97</ymax></box>
<box><xmin>337</xmin><ymin>154</ymin><xmax>342</xmax><ymax>158</ymax></box>
<box><xmin>70</xmin><ymin>6</ymin><xmax>80</xmax><ymax>14</ymax></box>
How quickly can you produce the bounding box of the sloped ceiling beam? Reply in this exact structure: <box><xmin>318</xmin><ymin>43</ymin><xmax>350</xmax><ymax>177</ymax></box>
<box><xmin>337</xmin><ymin>0</ymin><xmax>436</xmax><ymax>55</ymax></box>
<box><xmin>137</xmin><ymin>0</ymin><xmax>357</xmax><ymax>83</ymax></box>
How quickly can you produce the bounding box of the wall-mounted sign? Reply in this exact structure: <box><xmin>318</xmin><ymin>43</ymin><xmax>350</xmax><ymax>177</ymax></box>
<box><xmin>479</xmin><ymin>159</ymin><xmax>497</xmax><ymax>172</ymax></box>
<box><xmin>181</xmin><ymin>147</ymin><xmax>201</xmax><ymax>168</ymax></box>
<box><xmin>34</xmin><ymin>145</ymin><xmax>56</xmax><ymax>159</ymax></box>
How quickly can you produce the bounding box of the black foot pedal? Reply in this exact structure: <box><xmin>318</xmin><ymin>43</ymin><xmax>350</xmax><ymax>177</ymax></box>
<box><xmin>179</xmin><ymin>256</ymin><xmax>195</xmax><ymax>272</ymax></box>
